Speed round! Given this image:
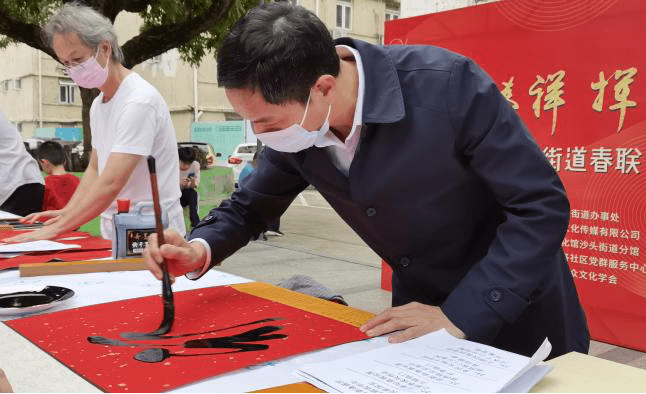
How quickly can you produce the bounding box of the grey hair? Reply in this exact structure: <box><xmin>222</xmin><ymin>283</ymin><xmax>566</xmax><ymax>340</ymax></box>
<box><xmin>43</xmin><ymin>1</ymin><xmax>124</xmax><ymax>64</ymax></box>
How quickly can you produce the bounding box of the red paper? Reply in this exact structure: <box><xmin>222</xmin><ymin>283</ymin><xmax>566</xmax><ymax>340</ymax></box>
<box><xmin>0</xmin><ymin>249</ymin><xmax>114</xmax><ymax>270</ymax></box>
<box><xmin>0</xmin><ymin>230</ymin><xmax>111</xmax><ymax>249</ymax></box>
<box><xmin>6</xmin><ymin>286</ymin><xmax>368</xmax><ymax>392</ymax></box>
<box><xmin>0</xmin><ymin>230</ymin><xmax>112</xmax><ymax>271</ymax></box>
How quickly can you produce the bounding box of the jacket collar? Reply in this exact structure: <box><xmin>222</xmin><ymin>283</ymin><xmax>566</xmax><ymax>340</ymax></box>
<box><xmin>334</xmin><ymin>38</ymin><xmax>405</xmax><ymax>124</ymax></box>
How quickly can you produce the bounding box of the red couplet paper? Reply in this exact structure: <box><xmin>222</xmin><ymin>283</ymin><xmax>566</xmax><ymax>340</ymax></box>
<box><xmin>6</xmin><ymin>286</ymin><xmax>368</xmax><ymax>392</ymax></box>
<box><xmin>0</xmin><ymin>230</ymin><xmax>112</xmax><ymax>271</ymax></box>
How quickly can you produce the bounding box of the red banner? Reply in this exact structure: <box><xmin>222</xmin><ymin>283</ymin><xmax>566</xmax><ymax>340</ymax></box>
<box><xmin>385</xmin><ymin>0</ymin><xmax>646</xmax><ymax>351</ymax></box>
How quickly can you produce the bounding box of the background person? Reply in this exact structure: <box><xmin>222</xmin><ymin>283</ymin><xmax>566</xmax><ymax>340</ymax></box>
<box><xmin>10</xmin><ymin>2</ymin><xmax>184</xmax><ymax>242</ymax></box>
<box><xmin>237</xmin><ymin>150</ymin><xmax>257</xmax><ymax>182</ymax></box>
<box><xmin>238</xmin><ymin>149</ymin><xmax>282</xmax><ymax>238</ymax></box>
<box><xmin>37</xmin><ymin>140</ymin><xmax>81</xmax><ymax>211</ymax></box>
<box><xmin>144</xmin><ymin>2</ymin><xmax>588</xmax><ymax>359</ymax></box>
<box><xmin>0</xmin><ymin>107</ymin><xmax>44</xmax><ymax>217</ymax></box>
<box><xmin>178</xmin><ymin>146</ymin><xmax>201</xmax><ymax>229</ymax></box>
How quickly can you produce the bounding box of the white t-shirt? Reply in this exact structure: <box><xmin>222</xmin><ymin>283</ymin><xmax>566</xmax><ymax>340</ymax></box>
<box><xmin>0</xmin><ymin>107</ymin><xmax>44</xmax><ymax>206</ymax></box>
<box><xmin>90</xmin><ymin>73</ymin><xmax>185</xmax><ymax>239</ymax></box>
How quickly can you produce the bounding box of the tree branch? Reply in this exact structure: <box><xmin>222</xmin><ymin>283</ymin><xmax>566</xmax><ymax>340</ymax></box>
<box><xmin>102</xmin><ymin>0</ymin><xmax>154</xmax><ymax>23</ymax></box>
<box><xmin>116</xmin><ymin>0</ymin><xmax>153</xmax><ymax>13</ymax></box>
<box><xmin>0</xmin><ymin>7</ymin><xmax>56</xmax><ymax>59</ymax></box>
<box><xmin>120</xmin><ymin>0</ymin><xmax>235</xmax><ymax>68</ymax></box>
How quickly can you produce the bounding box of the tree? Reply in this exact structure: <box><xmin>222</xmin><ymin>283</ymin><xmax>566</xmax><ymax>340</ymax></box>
<box><xmin>0</xmin><ymin>0</ymin><xmax>259</xmax><ymax>168</ymax></box>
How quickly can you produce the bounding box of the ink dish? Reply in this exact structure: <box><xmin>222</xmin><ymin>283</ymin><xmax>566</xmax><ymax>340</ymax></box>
<box><xmin>0</xmin><ymin>285</ymin><xmax>74</xmax><ymax>316</ymax></box>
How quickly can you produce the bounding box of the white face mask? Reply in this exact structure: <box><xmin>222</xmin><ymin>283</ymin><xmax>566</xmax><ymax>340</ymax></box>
<box><xmin>255</xmin><ymin>92</ymin><xmax>333</xmax><ymax>153</ymax></box>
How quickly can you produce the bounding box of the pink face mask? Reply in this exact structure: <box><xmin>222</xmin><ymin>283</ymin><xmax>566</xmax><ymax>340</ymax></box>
<box><xmin>66</xmin><ymin>50</ymin><xmax>109</xmax><ymax>89</ymax></box>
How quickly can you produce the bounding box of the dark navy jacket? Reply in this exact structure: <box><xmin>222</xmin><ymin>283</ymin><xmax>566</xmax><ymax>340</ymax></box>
<box><xmin>190</xmin><ymin>38</ymin><xmax>589</xmax><ymax>358</ymax></box>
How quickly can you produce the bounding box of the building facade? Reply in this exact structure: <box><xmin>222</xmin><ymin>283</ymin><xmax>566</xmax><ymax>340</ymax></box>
<box><xmin>400</xmin><ymin>0</ymin><xmax>496</xmax><ymax>18</ymax></box>
<box><xmin>0</xmin><ymin>0</ymin><xmax>402</xmax><ymax>141</ymax></box>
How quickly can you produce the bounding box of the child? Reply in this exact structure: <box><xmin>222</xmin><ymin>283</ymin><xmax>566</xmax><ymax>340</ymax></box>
<box><xmin>37</xmin><ymin>140</ymin><xmax>80</xmax><ymax>211</ymax></box>
<box><xmin>178</xmin><ymin>146</ymin><xmax>201</xmax><ymax>228</ymax></box>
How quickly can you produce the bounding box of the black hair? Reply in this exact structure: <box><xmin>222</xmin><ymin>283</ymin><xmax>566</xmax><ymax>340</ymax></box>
<box><xmin>178</xmin><ymin>147</ymin><xmax>196</xmax><ymax>163</ymax></box>
<box><xmin>37</xmin><ymin>140</ymin><xmax>66</xmax><ymax>166</ymax></box>
<box><xmin>217</xmin><ymin>2</ymin><xmax>340</xmax><ymax>105</ymax></box>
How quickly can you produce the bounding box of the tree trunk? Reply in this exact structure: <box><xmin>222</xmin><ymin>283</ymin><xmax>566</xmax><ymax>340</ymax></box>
<box><xmin>79</xmin><ymin>87</ymin><xmax>100</xmax><ymax>170</ymax></box>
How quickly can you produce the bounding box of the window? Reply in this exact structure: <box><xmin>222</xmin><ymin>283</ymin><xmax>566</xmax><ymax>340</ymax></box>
<box><xmin>336</xmin><ymin>0</ymin><xmax>352</xmax><ymax>30</ymax></box>
<box><xmin>59</xmin><ymin>80</ymin><xmax>76</xmax><ymax>104</ymax></box>
<box><xmin>385</xmin><ymin>11</ymin><xmax>399</xmax><ymax>21</ymax></box>
<box><xmin>385</xmin><ymin>0</ymin><xmax>400</xmax><ymax>22</ymax></box>
<box><xmin>2</xmin><ymin>80</ymin><xmax>12</xmax><ymax>93</ymax></box>
<box><xmin>14</xmin><ymin>79</ymin><xmax>22</xmax><ymax>90</ymax></box>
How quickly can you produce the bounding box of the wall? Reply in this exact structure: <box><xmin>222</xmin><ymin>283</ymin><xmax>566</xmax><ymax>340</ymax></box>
<box><xmin>400</xmin><ymin>0</ymin><xmax>497</xmax><ymax>18</ymax></box>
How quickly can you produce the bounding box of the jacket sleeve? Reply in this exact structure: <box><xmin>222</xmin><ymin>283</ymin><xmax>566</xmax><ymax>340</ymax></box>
<box><xmin>440</xmin><ymin>57</ymin><xmax>570</xmax><ymax>343</ymax></box>
<box><xmin>187</xmin><ymin>148</ymin><xmax>308</xmax><ymax>271</ymax></box>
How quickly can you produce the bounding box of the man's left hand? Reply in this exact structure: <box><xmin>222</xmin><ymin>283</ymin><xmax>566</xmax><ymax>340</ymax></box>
<box><xmin>360</xmin><ymin>302</ymin><xmax>466</xmax><ymax>343</ymax></box>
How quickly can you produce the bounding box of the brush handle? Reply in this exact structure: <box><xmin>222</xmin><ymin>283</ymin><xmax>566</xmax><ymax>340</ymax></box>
<box><xmin>147</xmin><ymin>156</ymin><xmax>166</xmax><ymax>246</ymax></box>
<box><xmin>147</xmin><ymin>155</ymin><xmax>174</xmax><ymax>334</ymax></box>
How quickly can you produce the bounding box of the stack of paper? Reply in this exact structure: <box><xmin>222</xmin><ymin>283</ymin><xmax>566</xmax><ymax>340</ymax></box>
<box><xmin>0</xmin><ymin>240</ymin><xmax>80</xmax><ymax>259</ymax></box>
<box><xmin>296</xmin><ymin>329</ymin><xmax>552</xmax><ymax>393</ymax></box>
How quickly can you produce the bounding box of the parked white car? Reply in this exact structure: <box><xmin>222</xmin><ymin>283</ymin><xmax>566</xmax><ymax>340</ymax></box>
<box><xmin>228</xmin><ymin>142</ymin><xmax>258</xmax><ymax>186</ymax></box>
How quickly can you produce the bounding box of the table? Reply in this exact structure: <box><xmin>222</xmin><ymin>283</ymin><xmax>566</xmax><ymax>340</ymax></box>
<box><xmin>0</xmin><ymin>268</ymin><xmax>378</xmax><ymax>393</ymax></box>
<box><xmin>254</xmin><ymin>351</ymin><xmax>646</xmax><ymax>393</ymax></box>
<box><xmin>2</xmin><ymin>269</ymin><xmax>646</xmax><ymax>393</ymax></box>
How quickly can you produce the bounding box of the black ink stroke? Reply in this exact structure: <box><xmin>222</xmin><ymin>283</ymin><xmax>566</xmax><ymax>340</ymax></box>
<box><xmin>88</xmin><ymin>324</ymin><xmax>288</xmax><ymax>364</ymax></box>
<box><xmin>120</xmin><ymin>317</ymin><xmax>283</xmax><ymax>340</ymax></box>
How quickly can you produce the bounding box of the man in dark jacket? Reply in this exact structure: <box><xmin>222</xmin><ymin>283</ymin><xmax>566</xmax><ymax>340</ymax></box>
<box><xmin>144</xmin><ymin>2</ymin><xmax>589</xmax><ymax>358</ymax></box>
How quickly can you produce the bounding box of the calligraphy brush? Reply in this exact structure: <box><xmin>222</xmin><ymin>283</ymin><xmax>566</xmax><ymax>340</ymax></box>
<box><xmin>140</xmin><ymin>156</ymin><xmax>175</xmax><ymax>336</ymax></box>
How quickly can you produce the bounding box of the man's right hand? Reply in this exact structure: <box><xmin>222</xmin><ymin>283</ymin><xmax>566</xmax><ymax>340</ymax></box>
<box><xmin>143</xmin><ymin>229</ymin><xmax>207</xmax><ymax>281</ymax></box>
<box><xmin>19</xmin><ymin>210</ymin><xmax>63</xmax><ymax>225</ymax></box>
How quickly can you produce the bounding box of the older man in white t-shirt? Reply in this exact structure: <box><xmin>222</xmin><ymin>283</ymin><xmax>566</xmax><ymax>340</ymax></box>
<box><xmin>0</xmin><ymin>107</ymin><xmax>45</xmax><ymax>217</ymax></box>
<box><xmin>9</xmin><ymin>3</ymin><xmax>184</xmax><ymax>242</ymax></box>
<box><xmin>89</xmin><ymin>72</ymin><xmax>185</xmax><ymax>239</ymax></box>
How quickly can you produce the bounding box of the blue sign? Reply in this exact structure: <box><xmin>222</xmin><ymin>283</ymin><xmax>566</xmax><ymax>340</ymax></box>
<box><xmin>56</xmin><ymin>127</ymin><xmax>82</xmax><ymax>141</ymax></box>
<box><xmin>34</xmin><ymin>127</ymin><xmax>82</xmax><ymax>141</ymax></box>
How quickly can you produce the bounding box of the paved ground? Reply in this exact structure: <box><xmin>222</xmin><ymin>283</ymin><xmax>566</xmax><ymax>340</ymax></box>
<box><xmin>214</xmin><ymin>189</ymin><xmax>390</xmax><ymax>314</ymax></box>
<box><xmin>212</xmin><ymin>189</ymin><xmax>646</xmax><ymax>369</ymax></box>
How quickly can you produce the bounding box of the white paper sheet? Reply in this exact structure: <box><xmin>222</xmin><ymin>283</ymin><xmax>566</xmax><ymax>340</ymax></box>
<box><xmin>296</xmin><ymin>329</ymin><xmax>552</xmax><ymax>393</ymax></box>
<box><xmin>0</xmin><ymin>210</ymin><xmax>21</xmax><ymax>220</ymax></box>
<box><xmin>176</xmin><ymin>337</ymin><xmax>391</xmax><ymax>393</ymax></box>
<box><xmin>0</xmin><ymin>269</ymin><xmax>252</xmax><ymax>322</ymax></box>
<box><xmin>0</xmin><ymin>240</ymin><xmax>80</xmax><ymax>254</ymax></box>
